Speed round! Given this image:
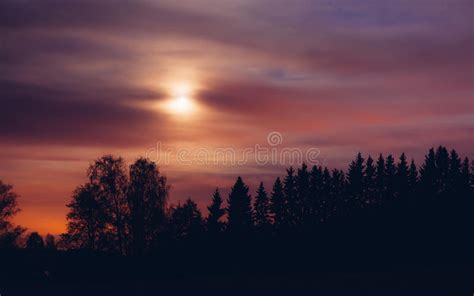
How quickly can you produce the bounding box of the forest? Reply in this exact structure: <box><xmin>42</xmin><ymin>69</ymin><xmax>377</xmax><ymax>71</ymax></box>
<box><xmin>1</xmin><ymin>146</ymin><xmax>473</xmax><ymax>293</ymax></box>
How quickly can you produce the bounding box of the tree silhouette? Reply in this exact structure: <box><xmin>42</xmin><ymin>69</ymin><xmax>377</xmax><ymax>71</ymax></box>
<box><xmin>42</xmin><ymin>146</ymin><xmax>473</xmax><ymax>279</ymax></box>
<box><xmin>87</xmin><ymin>155</ymin><xmax>129</xmax><ymax>254</ymax></box>
<box><xmin>65</xmin><ymin>183</ymin><xmax>108</xmax><ymax>250</ymax></box>
<box><xmin>385</xmin><ymin>154</ymin><xmax>396</xmax><ymax>200</ymax></box>
<box><xmin>26</xmin><ymin>232</ymin><xmax>44</xmax><ymax>250</ymax></box>
<box><xmin>283</xmin><ymin>167</ymin><xmax>297</xmax><ymax>227</ymax></box>
<box><xmin>408</xmin><ymin>159</ymin><xmax>418</xmax><ymax>194</ymax></box>
<box><xmin>169</xmin><ymin>199</ymin><xmax>204</xmax><ymax>239</ymax></box>
<box><xmin>128</xmin><ymin>158</ymin><xmax>169</xmax><ymax>255</ymax></box>
<box><xmin>396</xmin><ymin>153</ymin><xmax>409</xmax><ymax>199</ymax></box>
<box><xmin>45</xmin><ymin>234</ymin><xmax>56</xmax><ymax>250</ymax></box>
<box><xmin>308</xmin><ymin>166</ymin><xmax>323</xmax><ymax>226</ymax></box>
<box><xmin>0</xmin><ymin>180</ymin><xmax>24</xmax><ymax>248</ymax></box>
<box><xmin>206</xmin><ymin>188</ymin><xmax>225</xmax><ymax>234</ymax></box>
<box><xmin>297</xmin><ymin>163</ymin><xmax>310</xmax><ymax>227</ymax></box>
<box><xmin>270</xmin><ymin>177</ymin><xmax>285</xmax><ymax>231</ymax></box>
<box><xmin>420</xmin><ymin>148</ymin><xmax>437</xmax><ymax>199</ymax></box>
<box><xmin>346</xmin><ymin>153</ymin><xmax>365</xmax><ymax>209</ymax></box>
<box><xmin>364</xmin><ymin>156</ymin><xmax>376</xmax><ymax>205</ymax></box>
<box><xmin>375</xmin><ymin>154</ymin><xmax>386</xmax><ymax>206</ymax></box>
<box><xmin>226</xmin><ymin>177</ymin><xmax>253</xmax><ymax>234</ymax></box>
<box><xmin>253</xmin><ymin>182</ymin><xmax>271</xmax><ymax>229</ymax></box>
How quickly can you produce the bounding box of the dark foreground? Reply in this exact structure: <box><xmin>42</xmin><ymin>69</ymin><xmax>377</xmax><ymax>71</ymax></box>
<box><xmin>2</xmin><ymin>270</ymin><xmax>472</xmax><ymax>296</ymax></box>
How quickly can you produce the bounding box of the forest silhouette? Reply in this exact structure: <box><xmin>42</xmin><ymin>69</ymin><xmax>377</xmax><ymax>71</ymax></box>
<box><xmin>1</xmin><ymin>146</ymin><xmax>473</xmax><ymax>293</ymax></box>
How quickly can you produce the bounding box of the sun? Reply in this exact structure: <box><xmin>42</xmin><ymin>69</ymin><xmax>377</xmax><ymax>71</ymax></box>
<box><xmin>157</xmin><ymin>81</ymin><xmax>199</xmax><ymax>117</ymax></box>
<box><xmin>169</xmin><ymin>95</ymin><xmax>194</xmax><ymax>114</ymax></box>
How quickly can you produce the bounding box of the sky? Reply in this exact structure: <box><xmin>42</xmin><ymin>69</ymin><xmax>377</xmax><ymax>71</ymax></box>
<box><xmin>1</xmin><ymin>0</ymin><xmax>473</xmax><ymax>234</ymax></box>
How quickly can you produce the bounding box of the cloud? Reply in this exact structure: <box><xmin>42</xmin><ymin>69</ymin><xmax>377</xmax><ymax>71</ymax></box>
<box><xmin>0</xmin><ymin>80</ymin><xmax>166</xmax><ymax>146</ymax></box>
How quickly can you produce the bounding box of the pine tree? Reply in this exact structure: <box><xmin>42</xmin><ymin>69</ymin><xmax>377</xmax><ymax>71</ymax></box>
<box><xmin>253</xmin><ymin>182</ymin><xmax>271</xmax><ymax>229</ymax></box>
<box><xmin>396</xmin><ymin>153</ymin><xmax>409</xmax><ymax>198</ymax></box>
<box><xmin>375</xmin><ymin>154</ymin><xmax>386</xmax><ymax>205</ymax></box>
<box><xmin>435</xmin><ymin>146</ymin><xmax>450</xmax><ymax>193</ymax></box>
<box><xmin>283</xmin><ymin>167</ymin><xmax>297</xmax><ymax>227</ymax></box>
<box><xmin>270</xmin><ymin>177</ymin><xmax>285</xmax><ymax>231</ymax></box>
<box><xmin>408</xmin><ymin>159</ymin><xmax>418</xmax><ymax>194</ymax></box>
<box><xmin>297</xmin><ymin>163</ymin><xmax>310</xmax><ymax>226</ymax></box>
<box><xmin>321</xmin><ymin>167</ymin><xmax>332</xmax><ymax>221</ymax></box>
<box><xmin>364</xmin><ymin>155</ymin><xmax>376</xmax><ymax>205</ymax></box>
<box><xmin>447</xmin><ymin>149</ymin><xmax>462</xmax><ymax>194</ymax></box>
<box><xmin>385</xmin><ymin>154</ymin><xmax>396</xmax><ymax>200</ymax></box>
<box><xmin>207</xmin><ymin>188</ymin><xmax>225</xmax><ymax>234</ymax></box>
<box><xmin>346</xmin><ymin>153</ymin><xmax>365</xmax><ymax>208</ymax></box>
<box><xmin>331</xmin><ymin>169</ymin><xmax>345</xmax><ymax>218</ymax></box>
<box><xmin>309</xmin><ymin>166</ymin><xmax>323</xmax><ymax>225</ymax></box>
<box><xmin>226</xmin><ymin>177</ymin><xmax>253</xmax><ymax>233</ymax></box>
<box><xmin>420</xmin><ymin>148</ymin><xmax>437</xmax><ymax>199</ymax></box>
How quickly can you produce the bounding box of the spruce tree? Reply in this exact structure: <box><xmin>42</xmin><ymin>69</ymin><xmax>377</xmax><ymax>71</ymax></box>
<box><xmin>207</xmin><ymin>188</ymin><xmax>225</xmax><ymax>234</ymax></box>
<box><xmin>253</xmin><ymin>182</ymin><xmax>271</xmax><ymax>229</ymax></box>
<box><xmin>375</xmin><ymin>154</ymin><xmax>386</xmax><ymax>205</ymax></box>
<box><xmin>321</xmin><ymin>167</ymin><xmax>332</xmax><ymax>221</ymax></box>
<box><xmin>297</xmin><ymin>163</ymin><xmax>310</xmax><ymax>226</ymax></box>
<box><xmin>364</xmin><ymin>155</ymin><xmax>376</xmax><ymax>205</ymax></box>
<box><xmin>385</xmin><ymin>154</ymin><xmax>396</xmax><ymax>200</ymax></box>
<box><xmin>408</xmin><ymin>159</ymin><xmax>418</xmax><ymax>194</ymax></box>
<box><xmin>346</xmin><ymin>153</ymin><xmax>365</xmax><ymax>208</ymax></box>
<box><xmin>396</xmin><ymin>153</ymin><xmax>409</xmax><ymax>198</ymax></box>
<box><xmin>309</xmin><ymin>166</ymin><xmax>323</xmax><ymax>225</ymax></box>
<box><xmin>331</xmin><ymin>169</ymin><xmax>345</xmax><ymax>218</ymax></box>
<box><xmin>448</xmin><ymin>150</ymin><xmax>461</xmax><ymax>194</ymax></box>
<box><xmin>270</xmin><ymin>177</ymin><xmax>285</xmax><ymax>231</ymax></box>
<box><xmin>420</xmin><ymin>148</ymin><xmax>437</xmax><ymax>199</ymax></box>
<box><xmin>226</xmin><ymin>176</ymin><xmax>253</xmax><ymax>233</ymax></box>
<box><xmin>283</xmin><ymin>167</ymin><xmax>297</xmax><ymax>227</ymax></box>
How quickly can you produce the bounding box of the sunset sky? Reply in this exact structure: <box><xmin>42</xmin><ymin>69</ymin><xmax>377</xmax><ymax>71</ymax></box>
<box><xmin>1</xmin><ymin>0</ymin><xmax>473</xmax><ymax>234</ymax></box>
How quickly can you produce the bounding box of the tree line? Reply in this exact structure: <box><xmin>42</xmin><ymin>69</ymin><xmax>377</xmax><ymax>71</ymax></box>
<box><xmin>1</xmin><ymin>146</ymin><xmax>473</xmax><ymax>261</ymax></box>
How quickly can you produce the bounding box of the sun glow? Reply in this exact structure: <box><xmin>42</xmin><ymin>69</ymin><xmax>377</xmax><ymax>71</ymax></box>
<box><xmin>169</xmin><ymin>95</ymin><xmax>194</xmax><ymax>114</ymax></box>
<box><xmin>162</xmin><ymin>82</ymin><xmax>199</xmax><ymax>116</ymax></box>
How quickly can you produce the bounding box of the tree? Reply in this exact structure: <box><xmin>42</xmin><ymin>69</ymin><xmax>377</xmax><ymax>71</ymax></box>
<box><xmin>308</xmin><ymin>166</ymin><xmax>323</xmax><ymax>226</ymax></box>
<box><xmin>283</xmin><ymin>167</ymin><xmax>297</xmax><ymax>227</ymax></box>
<box><xmin>226</xmin><ymin>177</ymin><xmax>253</xmax><ymax>234</ymax></box>
<box><xmin>385</xmin><ymin>154</ymin><xmax>396</xmax><ymax>200</ymax></box>
<box><xmin>253</xmin><ymin>182</ymin><xmax>271</xmax><ymax>229</ymax></box>
<box><xmin>128</xmin><ymin>158</ymin><xmax>169</xmax><ymax>255</ymax></box>
<box><xmin>408</xmin><ymin>159</ymin><xmax>418</xmax><ymax>194</ymax></box>
<box><xmin>65</xmin><ymin>183</ymin><xmax>108</xmax><ymax>251</ymax></box>
<box><xmin>364</xmin><ymin>156</ymin><xmax>376</xmax><ymax>205</ymax></box>
<box><xmin>88</xmin><ymin>155</ymin><xmax>129</xmax><ymax>254</ymax></box>
<box><xmin>331</xmin><ymin>169</ymin><xmax>345</xmax><ymax>218</ymax></box>
<box><xmin>375</xmin><ymin>154</ymin><xmax>386</xmax><ymax>205</ymax></box>
<box><xmin>420</xmin><ymin>148</ymin><xmax>437</xmax><ymax>199</ymax></box>
<box><xmin>206</xmin><ymin>188</ymin><xmax>225</xmax><ymax>234</ymax></box>
<box><xmin>169</xmin><ymin>199</ymin><xmax>204</xmax><ymax>239</ymax></box>
<box><xmin>297</xmin><ymin>163</ymin><xmax>310</xmax><ymax>227</ymax></box>
<box><xmin>45</xmin><ymin>234</ymin><xmax>56</xmax><ymax>250</ymax></box>
<box><xmin>26</xmin><ymin>232</ymin><xmax>44</xmax><ymax>250</ymax></box>
<box><xmin>320</xmin><ymin>167</ymin><xmax>332</xmax><ymax>222</ymax></box>
<box><xmin>447</xmin><ymin>149</ymin><xmax>462</xmax><ymax>194</ymax></box>
<box><xmin>346</xmin><ymin>153</ymin><xmax>365</xmax><ymax>209</ymax></box>
<box><xmin>396</xmin><ymin>153</ymin><xmax>409</xmax><ymax>198</ymax></box>
<box><xmin>270</xmin><ymin>177</ymin><xmax>285</xmax><ymax>231</ymax></box>
<box><xmin>435</xmin><ymin>146</ymin><xmax>450</xmax><ymax>193</ymax></box>
<box><xmin>0</xmin><ymin>180</ymin><xmax>24</xmax><ymax>248</ymax></box>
